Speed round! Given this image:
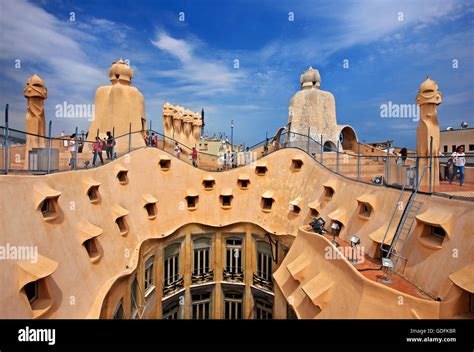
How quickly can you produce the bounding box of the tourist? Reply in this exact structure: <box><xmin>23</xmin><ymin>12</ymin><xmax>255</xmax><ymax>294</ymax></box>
<box><xmin>192</xmin><ymin>146</ymin><xmax>198</xmax><ymax>167</ymax></box>
<box><xmin>224</xmin><ymin>151</ymin><xmax>230</xmax><ymax>170</ymax></box>
<box><xmin>245</xmin><ymin>147</ymin><xmax>251</xmax><ymax>165</ymax></box>
<box><xmin>396</xmin><ymin>148</ymin><xmax>407</xmax><ymax>165</ymax></box>
<box><xmin>106</xmin><ymin>131</ymin><xmax>115</xmax><ymax>160</ymax></box>
<box><xmin>152</xmin><ymin>133</ymin><xmax>158</xmax><ymax>147</ymax></box>
<box><xmin>449</xmin><ymin>145</ymin><xmax>466</xmax><ymax>186</ymax></box>
<box><xmin>68</xmin><ymin>134</ymin><xmax>76</xmax><ymax>169</ymax></box>
<box><xmin>92</xmin><ymin>136</ymin><xmax>104</xmax><ymax>166</ymax></box>
<box><xmin>144</xmin><ymin>132</ymin><xmax>149</xmax><ymax>145</ymax></box>
<box><xmin>263</xmin><ymin>138</ymin><xmax>269</xmax><ymax>155</ymax></box>
<box><xmin>175</xmin><ymin>142</ymin><xmax>182</xmax><ymax>159</ymax></box>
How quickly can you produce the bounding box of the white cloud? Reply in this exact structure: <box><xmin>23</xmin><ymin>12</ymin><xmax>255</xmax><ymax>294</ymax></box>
<box><xmin>260</xmin><ymin>0</ymin><xmax>472</xmax><ymax>65</ymax></box>
<box><xmin>150</xmin><ymin>31</ymin><xmax>245</xmax><ymax>96</ymax></box>
<box><xmin>0</xmin><ymin>0</ymin><xmax>104</xmax><ymax>93</ymax></box>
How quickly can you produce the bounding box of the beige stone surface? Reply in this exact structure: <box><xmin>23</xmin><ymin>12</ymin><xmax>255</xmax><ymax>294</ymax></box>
<box><xmin>162</xmin><ymin>103</ymin><xmax>202</xmax><ymax>148</ymax></box>
<box><xmin>288</xmin><ymin>67</ymin><xmax>358</xmax><ymax>152</ymax></box>
<box><xmin>87</xmin><ymin>60</ymin><xmax>146</xmax><ymax>153</ymax></box>
<box><xmin>416</xmin><ymin>77</ymin><xmax>442</xmax><ymax>191</ymax></box>
<box><xmin>24</xmin><ymin>74</ymin><xmax>47</xmax><ymax>154</ymax></box>
<box><xmin>0</xmin><ymin>147</ymin><xmax>472</xmax><ymax>319</ymax></box>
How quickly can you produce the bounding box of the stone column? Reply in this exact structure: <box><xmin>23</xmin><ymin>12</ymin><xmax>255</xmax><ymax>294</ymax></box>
<box><xmin>416</xmin><ymin>77</ymin><xmax>442</xmax><ymax>192</ymax></box>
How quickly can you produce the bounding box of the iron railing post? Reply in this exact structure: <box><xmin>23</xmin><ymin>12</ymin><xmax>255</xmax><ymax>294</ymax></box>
<box><xmin>385</xmin><ymin>140</ymin><xmax>390</xmax><ymax>184</ymax></box>
<box><xmin>74</xmin><ymin>126</ymin><xmax>78</xmax><ymax>170</ymax></box>
<box><xmin>415</xmin><ymin>155</ymin><xmax>419</xmax><ymax>189</ymax></box>
<box><xmin>357</xmin><ymin>142</ymin><xmax>361</xmax><ymax>181</ymax></box>
<box><xmin>47</xmin><ymin>121</ymin><xmax>52</xmax><ymax>174</ymax></box>
<box><xmin>307</xmin><ymin>127</ymin><xmax>310</xmax><ymax>154</ymax></box>
<box><xmin>128</xmin><ymin>123</ymin><xmax>132</xmax><ymax>153</ymax></box>
<box><xmin>429</xmin><ymin>136</ymin><xmax>433</xmax><ymax>193</ymax></box>
<box><xmin>336</xmin><ymin>140</ymin><xmax>340</xmax><ymax>174</ymax></box>
<box><xmin>320</xmin><ymin>134</ymin><xmax>323</xmax><ymax>165</ymax></box>
<box><xmin>4</xmin><ymin>104</ymin><xmax>9</xmax><ymax>174</ymax></box>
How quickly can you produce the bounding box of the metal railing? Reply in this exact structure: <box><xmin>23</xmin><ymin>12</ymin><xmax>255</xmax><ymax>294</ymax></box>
<box><xmin>1</xmin><ymin>105</ymin><xmax>472</xmax><ymax>200</ymax></box>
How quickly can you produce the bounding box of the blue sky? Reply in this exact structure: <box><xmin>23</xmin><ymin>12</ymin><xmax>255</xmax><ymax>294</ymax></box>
<box><xmin>1</xmin><ymin>0</ymin><xmax>473</xmax><ymax>149</ymax></box>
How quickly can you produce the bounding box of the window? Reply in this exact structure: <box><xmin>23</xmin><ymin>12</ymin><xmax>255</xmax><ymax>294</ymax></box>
<box><xmin>324</xmin><ymin>186</ymin><xmax>335</xmax><ymax>199</ymax></box>
<box><xmin>202</xmin><ymin>180</ymin><xmax>215</xmax><ymax>190</ymax></box>
<box><xmin>310</xmin><ymin>208</ymin><xmax>319</xmax><ymax>218</ymax></box>
<box><xmin>255</xmin><ymin>297</ymin><xmax>273</xmax><ymax>319</ymax></box>
<box><xmin>225</xmin><ymin>238</ymin><xmax>242</xmax><ymax>277</ymax></box>
<box><xmin>117</xmin><ymin>170</ymin><xmax>128</xmax><ymax>184</ymax></box>
<box><xmin>113</xmin><ymin>301</ymin><xmax>124</xmax><ymax>319</ymax></box>
<box><xmin>39</xmin><ymin>198</ymin><xmax>58</xmax><ymax>220</ymax></box>
<box><xmin>144</xmin><ymin>256</ymin><xmax>155</xmax><ymax>295</ymax></box>
<box><xmin>359</xmin><ymin>203</ymin><xmax>372</xmax><ymax>217</ymax></box>
<box><xmin>452</xmin><ymin>145</ymin><xmax>456</xmax><ymax>152</ymax></box>
<box><xmin>256</xmin><ymin>242</ymin><xmax>273</xmax><ymax>283</ymax></box>
<box><xmin>144</xmin><ymin>202</ymin><xmax>157</xmax><ymax>219</ymax></box>
<box><xmin>255</xmin><ymin>166</ymin><xmax>267</xmax><ymax>176</ymax></box>
<box><xmin>131</xmin><ymin>277</ymin><xmax>139</xmax><ymax>318</ymax></box>
<box><xmin>291</xmin><ymin>204</ymin><xmax>301</xmax><ymax>214</ymax></box>
<box><xmin>115</xmin><ymin>216</ymin><xmax>128</xmax><ymax>235</ymax></box>
<box><xmin>469</xmin><ymin>144</ymin><xmax>474</xmax><ymax>152</ymax></box>
<box><xmin>443</xmin><ymin>145</ymin><xmax>448</xmax><ymax>153</ymax></box>
<box><xmin>224</xmin><ymin>292</ymin><xmax>243</xmax><ymax>319</ymax></box>
<box><xmin>238</xmin><ymin>179</ymin><xmax>250</xmax><ymax>189</ymax></box>
<box><xmin>220</xmin><ymin>195</ymin><xmax>233</xmax><ymax>208</ymax></box>
<box><xmin>87</xmin><ymin>185</ymin><xmax>100</xmax><ymax>203</ymax></box>
<box><xmin>432</xmin><ymin>226</ymin><xmax>446</xmax><ymax>240</ymax></box>
<box><xmin>159</xmin><ymin>159</ymin><xmax>171</xmax><ymax>170</ymax></box>
<box><xmin>261</xmin><ymin>197</ymin><xmax>274</xmax><ymax>211</ymax></box>
<box><xmin>83</xmin><ymin>238</ymin><xmax>100</xmax><ymax>261</ymax></box>
<box><xmin>193</xmin><ymin>238</ymin><xmax>211</xmax><ymax>277</ymax></box>
<box><xmin>291</xmin><ymin>159</ymin><xmax>303</xmax><ymax>170</ymax></box>
<box><xmin>164</xmin><ymin>244</ymin><xmax>180</xmax><ymax>287</ymax></box>
<box><xmin>192</xmin><ymin>292</ymin><xmax>211</xmax><ymax>319</ymax></box>
<box><xmin>186</xmin><ymin>196</ymin><xmax>198</xmax><ymax>209</ymax></box>
<box><xmin>24</xmin><ymin>281</ymin><xmax>38</xmax><ymax>304</ymax></box>
<box><xmin>162</xmin><ymin>299</ymin><xmax>180</xmax><ymax>319</ymax></box>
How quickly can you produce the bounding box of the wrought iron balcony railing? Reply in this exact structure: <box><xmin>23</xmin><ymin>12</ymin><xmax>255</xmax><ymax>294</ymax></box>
<box><xmin>223</xmin><ymin>269</ymin><xmax>244</xmax><ymax>283</ymax></box>
<box><xmin>253</xmin><ymin>273</ymin><xmax>273</xmax><ymax>292</ymax></box>
<box><xmin>163</xmin><ymin>275</ymin><xmax>184</xmax><ymax>297</ymax></box>
<box><xmin>191</xmin><ymin>270</ymin><xmax>214</xmax><ymax>285</ymax></box>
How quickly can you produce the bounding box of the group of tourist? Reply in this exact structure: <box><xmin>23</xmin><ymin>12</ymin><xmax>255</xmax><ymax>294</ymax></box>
<box><xmin>220</xmin><ymin>147</ymin><xmax>252</xmax><ymax>170</ymax></box>
<box><xmin>395</xmin><ymin>145</ymin><xmax>466</xmax><ymax>186</ymax></box>
<box><xmin>90</xmin><ymin>131</ymin><xmax>116</xmax><ymax>166</ymax></box>
<box><xmin>67</xmin><ymin>131</ymin><xmax>116</xmax><ymax>169</ymax></box>
<box><xmin>144</xmin><ymin>131</ymin><xmax>159</xmax><ymax>147</ymax></box>
<box><xmin>173</xmin><ymin>142</ymin><xmax>198</xmax><ymax>167</ymax></box>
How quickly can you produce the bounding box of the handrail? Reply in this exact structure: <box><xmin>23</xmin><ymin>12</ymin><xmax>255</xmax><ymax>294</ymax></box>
<box><xmin>1</xmin><ymin>122</ymin><xmax>472</xmax><ymax>201</ymax></box>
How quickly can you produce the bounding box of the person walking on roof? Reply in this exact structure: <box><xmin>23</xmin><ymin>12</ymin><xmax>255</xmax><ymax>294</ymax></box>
<box><xmin>449</xmin><ymin>145</ymin><xmax>466</xmax><ymax>186</ymax></box>
<box><xmin>192</xmin><ymin>146</ymin><xmax>198</xmax><ymax>167</ymax></box>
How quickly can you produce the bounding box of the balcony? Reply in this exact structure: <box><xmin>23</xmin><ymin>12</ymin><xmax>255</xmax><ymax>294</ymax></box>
<box><xmin>253</xmin><ymin>273</ymin><xmax>273</xmax><ymax>292</ymax></box>
<box><xmin>191</xmin><ymin>269</ymin><xmax>214</xmax><ymax>285</ymax></box>
<box><xmin>223</xmin><ymin>269</ymin><xmax>244</xmax><ymax>283</ymax></box>
<box><xmin>163</xmin><ymin>276</ymin><xmax>184</xmax><ymax>297</ymax></box>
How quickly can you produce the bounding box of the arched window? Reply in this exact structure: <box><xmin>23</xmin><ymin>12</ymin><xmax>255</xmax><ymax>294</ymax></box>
<box><xmin>193</xmin><ymin>238</ymin><xmax>212</xmax><ymax>282</ymax></box>
<box><xmin>224</xmin><ymin>291</ymin><xmax>243</xmax><ymax>320</ymax></box>
<box><xmin>164</xmin><ymin>244</ymin><xmax>180</xmax><ymax>287</ymax></box>
<box><xmin>224</xmin><ymin>237</ymin><xmax>243</xmax><ymax>282</ymax></box>
<box><xmin>256</xmin><ymin>241</ymin><xmax>272</xmax><ymax>282</ymax></box>
<box><xmin>254</xmin><ymin>297</ymin><xmax>273</xmax><ymax>319</ymax></box>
